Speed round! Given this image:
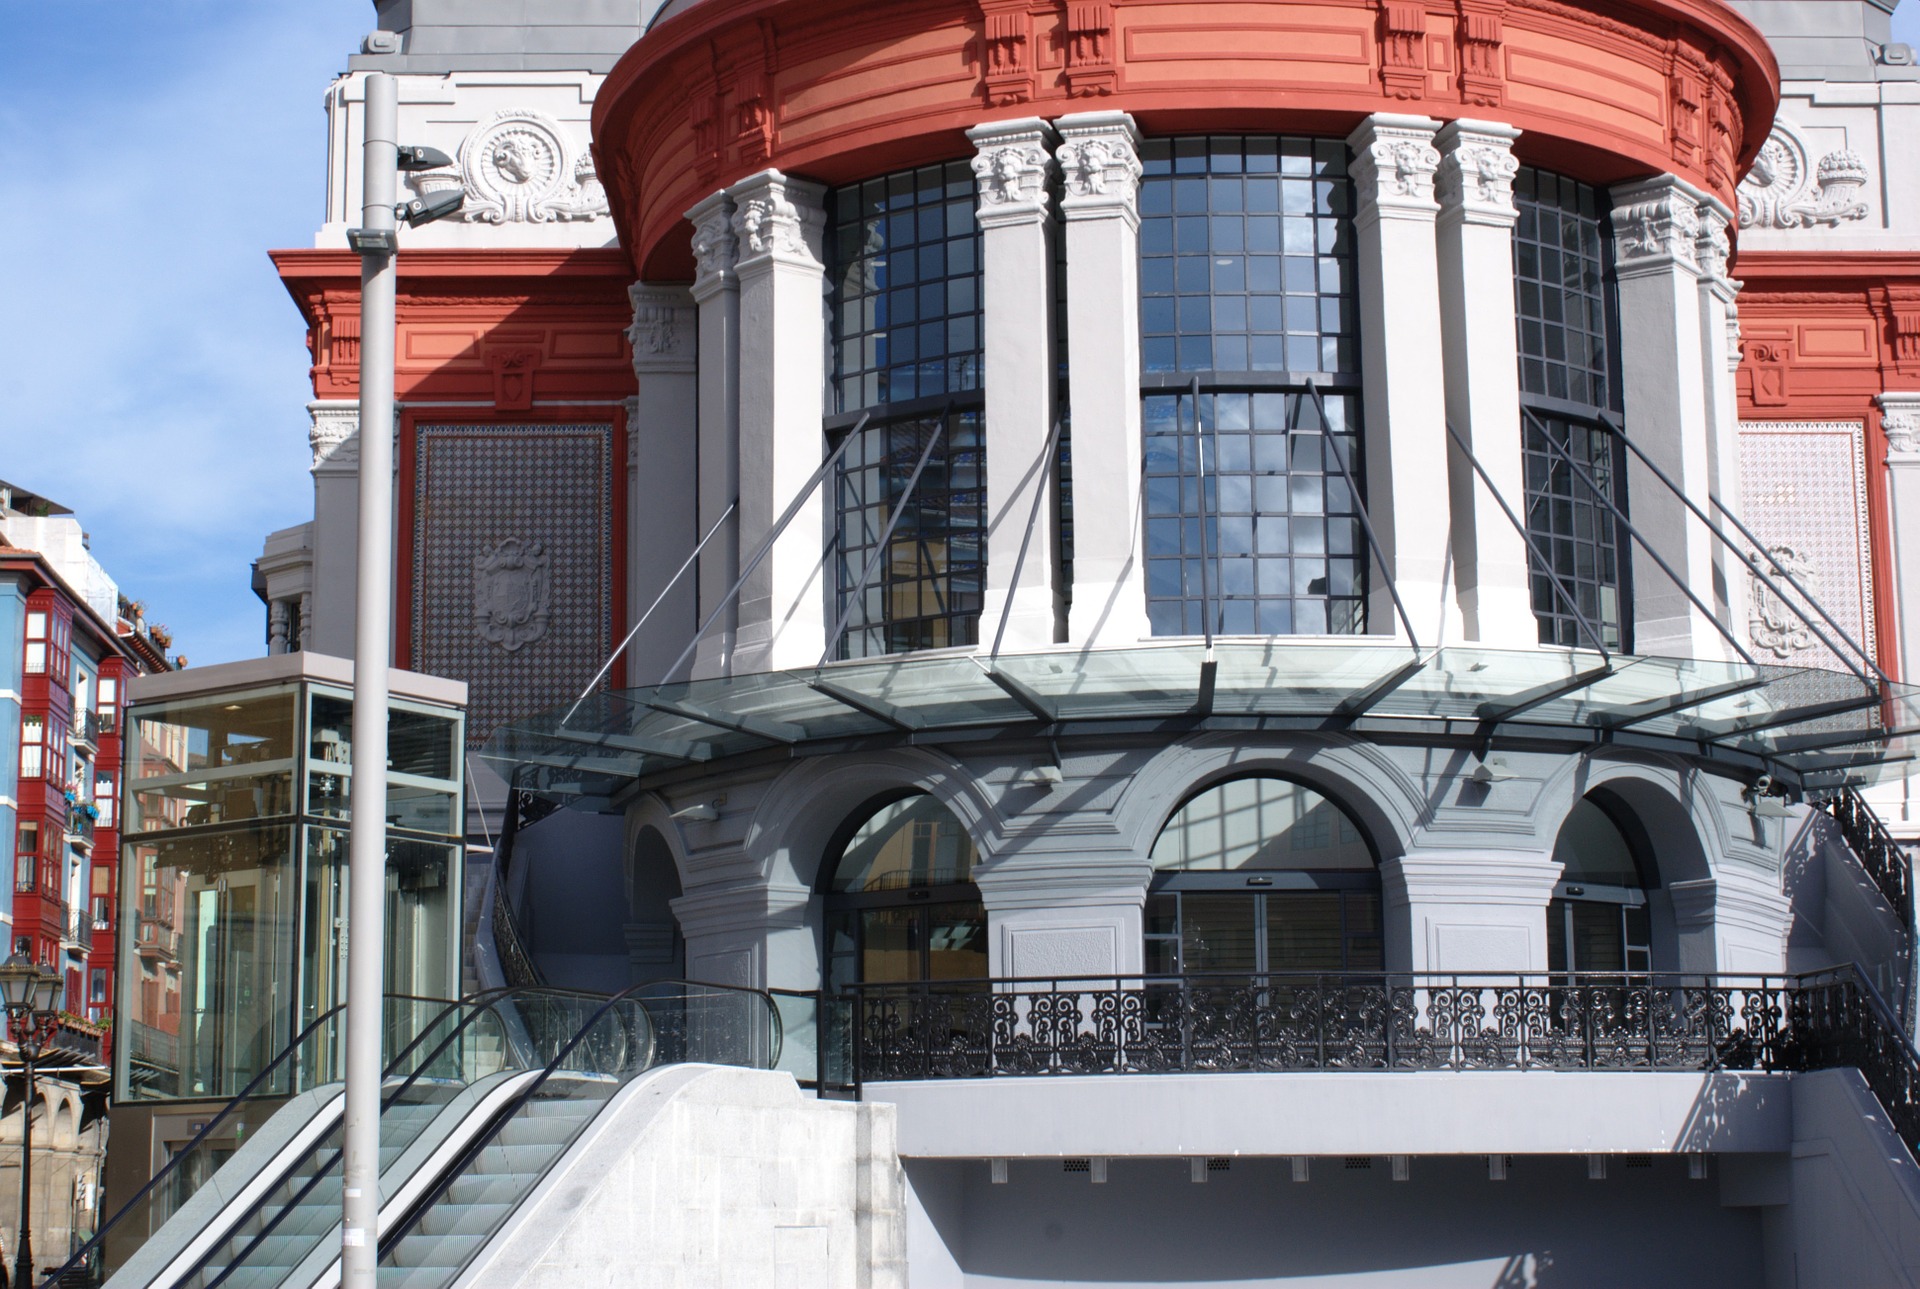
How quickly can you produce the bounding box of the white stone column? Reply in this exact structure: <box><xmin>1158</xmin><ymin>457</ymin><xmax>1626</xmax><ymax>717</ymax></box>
<box><xmin>306</xmin><ymin>400</ymin><xmax>362</xmax><ymax>658</ymax></box>
<box><xmin>968</xmin><ymin>118</ymin><xmax>1062</xmax><ymax>652</ymax></box>
<box><xmin>687</xmin><ymin>192</ymin><xmax>741</xmax><ymax>679</ymax></box>
<box><xmin>728</xmin><ymin>170</ymin><xmax>830</xmax><ymax>674</ymax></box>
<box><xmin>1609</xmin><ymin>176</ymin><xmax>1720</xmax><ymax>659</ymax></box>
<box><xmin>1877</xmin><ymin>392</ymin><xmax>1920</xmax><ymax>685</ymax></box>
<box><xmin>626</xmin><ymin>284</ymin><xmax>700</xmax><ymax>687</ymax></box>
<box><xmin>1435</xmin><ymin>120</ymin><xmax>1532</xmax><ymax>647</ymax></box>
<box><xmin>1381</xmin><ymin>851</ymin><xmax>1562</xmax><ymax>972</ymax></box>
<box><xmin>1056</xmin><ymin>111</ymin><xmax>1150</xmax><ymax>648</ymax></box>
<box><xmin>1695</xmin><ymin>203</ymin><xmax>1750</xmax><ymax>639</ymax></box>
<box><xmin>1347</xmin><ymin>115</ymin><xmax>1453</xmax><ymax>646</ymax></box>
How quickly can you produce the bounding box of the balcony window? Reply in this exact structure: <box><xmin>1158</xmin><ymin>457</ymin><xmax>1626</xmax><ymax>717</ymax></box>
<box><xmin>1138</xmin><ymin>136</ymin><xmax>1365</xmax><ymax>637</ymax></box>
<box><xmin>1514</xmin><ymin>168</ymin><xmax>1628</xmax><ymax>650</ymax></box>
<box><xmin>24</xmin><ymin>611</ymin><xmax>45</xmax><ymax>674</ymax></box>
<box><xmin>827</xmin><ymin>162</ymin><xmax>987</xmax><ymax>657</ymax></box>
<box><xmin>20</xmin><ymin>715</ymin><xmax>43</xmax><ymax>779</ymax></box>
<box><xmin>823</xmin><ymin>794</ymin><xmax>986</xmax><ymax>991</ymax></box>
<box><xmin>1146</xmin><ymin>775</ymin><xmax>1381</xmax><ymax>974</ymax></box>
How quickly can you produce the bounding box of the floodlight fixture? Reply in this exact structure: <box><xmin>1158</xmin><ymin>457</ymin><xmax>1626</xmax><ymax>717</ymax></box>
<box><xmin>395</xmin><ymin>144</ymin><xmax>454</xmax><ymax>172</ymax></box>
<box><xmin>398</xmin><ymin>190</ymin><xmax>465</xmax><ymax>228</ymax></box>
<box><xmin>346</xmin><ymin>227</ymin><xmax>398</xmax><ymax>254</ymax></box>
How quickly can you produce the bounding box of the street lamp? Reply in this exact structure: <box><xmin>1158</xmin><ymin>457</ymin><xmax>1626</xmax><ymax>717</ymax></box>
<box><xmin>0</xmin><ymin>955</ymin><xmax>61</xmax><ymax>1289</ymax></box>
<box><xmin>339</xmin><ymin>67</ymin><xmax>463</xmax><ymax>1289</ymax></box>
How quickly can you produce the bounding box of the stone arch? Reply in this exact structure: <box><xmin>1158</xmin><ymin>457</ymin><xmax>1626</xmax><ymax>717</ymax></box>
<box><xmin>49</xmin><ymin>1094</ymin><xmax>75</xmax><ymax>1151</ymax></box>
<box><xmin>625</xmin><ymin>823</ymin><xmax>686</xmax><ymax>984</ymax></box>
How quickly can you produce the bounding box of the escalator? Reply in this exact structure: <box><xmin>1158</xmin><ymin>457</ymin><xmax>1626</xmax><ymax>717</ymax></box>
<box><xmin>71</xmin><ymin>982</ymin><xmax>780</xmax><ymax>1289</ymax></box>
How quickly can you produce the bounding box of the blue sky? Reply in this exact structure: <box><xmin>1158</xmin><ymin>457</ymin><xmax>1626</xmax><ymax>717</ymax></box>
<box><xmin>0</xmin><ymin>1</ymin><xmax>1916</xmax><ymax>668</ymax></box>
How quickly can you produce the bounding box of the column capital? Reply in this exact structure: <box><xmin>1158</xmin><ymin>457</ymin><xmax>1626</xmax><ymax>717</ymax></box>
<box><xmin>968</xmin><ymin>116</ymin><xmax>1057</xmax><ymax>228</ymax></box>
<box><xmin>686</xmin><ymin>189</ymin><xmax>738</xmax><ymax>303</ymax></box>
<box><xmin>1347</xmin><ymin>114</ymin><xmax>1442</xmax><ymax>225</ymax></box>
<box><xmin>1434</xmin><ymin>119</ymin><xmax>1519</xmax><ymax>229</ymax></box>
<box><xmin>1877</xmin><ymin>391</ymin><xmax>1920</xmax><ymax>460</ymax></box>
<box><xmin>628</xmin><ymin>283</ymin><xmax>697</xmax><ymax>376</ymax></box>
<box><xmin>1055</xmin><ymin>111</ymin><xmax>1143</xmax><ymax>225</ymax></box>
<box><xmin>307</xmin><ymin>400</ymin><xmax>359</xmax><ymax>474</ymax></box>
<box><xmin>727</xmin><ymin>169</ymin><xmax>827</xmax><ymax>274</ymax></box>
<box><xmin>1608</xmin><ymin>175</ymin><xmax>1706</xmax><ymax>280</ymax></box>
<box><xmin>1694</xmin><ymin>204</ymin><xmax>1741</xmax><ymax>304</ymax></box>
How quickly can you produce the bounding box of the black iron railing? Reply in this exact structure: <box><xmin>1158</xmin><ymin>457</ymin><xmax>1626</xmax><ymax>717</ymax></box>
<box><xmin>843</xmin><ymin>968</ymin><xmax>1920</xmax><ymax>1156</ymax></box>
<box><xmin>1820</xmin><ymin>786</ymin><xmax>1914</xmax><ymax>932</ymax></box>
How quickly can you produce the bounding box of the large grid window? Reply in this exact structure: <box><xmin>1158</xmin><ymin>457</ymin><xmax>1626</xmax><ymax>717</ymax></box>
<box><xmin>1514</xmin><ymin>168</ymin><xmax>1628</xmax><ymax>651</ymax></box>
<box><xmin>1138</xmin><ymin>136</ymin><xmax>1363</xmax><ymax>638</ymax></box>
<box><xmin>829</xmin><ymin>162</ymin><xmax>982</xmax><ymax>413</ymax></box>
<box><xmin>1144</xmin><ymin>390</ymin><xmax>1365</xmax><ymax>636</ymax></box>
<box><xmin>827</xmin><ymin>164</ymin><xmax>987</xmax><ymax>659</ymax></box>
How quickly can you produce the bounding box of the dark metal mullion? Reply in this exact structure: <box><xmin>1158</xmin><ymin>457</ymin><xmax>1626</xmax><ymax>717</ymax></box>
<box><xmin>1522</xmin><ymin>407</ymin><xmax>1759</xmax><ymax>668</ymax></box>
<box><xmin>637</xmin><ymin>698</ymin><xmax>801</xmax><ymax>744</ymax></box>
<box><xmin>1474</xmin><ymin>664</ymin><xmax>1619</xmax><ymax>726</ymax></box>
<box><xmin>821</xmin><ymin>412</ymin><xmax>948</xmax><ymax>667</ymax></box>
<box><xmin>803</xmin><ymin>676</ymin><xmax>920</xmax><ymax>732</ymax></box>
<box><xmin>1302</xmin><ymin>379</ymin><xmax>1418</xmax><ymax>652</ymax></box>
<box><xmin>1445</xmin><ymin>419</ymin><xmax>1611</xmax><ymax>661</ymax></box>
<box><xmin>1190</xmin><ymin>377</ymin><xmax>1215</xmax><ymax>651</ymax></box>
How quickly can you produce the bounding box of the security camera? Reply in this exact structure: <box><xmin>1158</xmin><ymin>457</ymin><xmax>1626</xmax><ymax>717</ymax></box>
<box><xmin>397</xmin><ymin>190</ymin><xmax>465</xmax><ymax>228</ymax></box>
<box><xmin>396</xmin><ymin>144</ymin><xmax>455</xmax><ymax>172</ymax></box>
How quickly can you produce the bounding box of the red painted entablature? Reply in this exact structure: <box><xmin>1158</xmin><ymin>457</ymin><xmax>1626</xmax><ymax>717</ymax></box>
<box><xmin>593</xmin><ymin>0</ymin><xmax>1778</xmax><ymax>281</ymax></box>
<box><xmin>269</xmin><ymin>249</ymin><xmax>638</xmax><ymax>406</ymax></box>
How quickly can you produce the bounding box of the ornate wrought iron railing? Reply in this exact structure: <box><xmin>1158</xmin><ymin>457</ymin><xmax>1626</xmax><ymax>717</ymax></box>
<box><xmin>844</xmin><ymin>968</ymin><xmax>1920</xmax><ymax>1156</ymax></box>
<box><xmin>1820</xmin><ymin>786</ymin><xmax>1914</xmax><ymax>933</ymax></box>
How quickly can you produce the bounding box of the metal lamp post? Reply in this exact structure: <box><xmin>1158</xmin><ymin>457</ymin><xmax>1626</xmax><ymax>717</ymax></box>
<box><xmin>0</xmin><ymin>955</ymin><xmax>61</xmax><ymax>1289</ymax></box>
<box><xmin>340</xmin><ymin>66</ymin><xmax>461</xmax><ymax>1289</ymax></box>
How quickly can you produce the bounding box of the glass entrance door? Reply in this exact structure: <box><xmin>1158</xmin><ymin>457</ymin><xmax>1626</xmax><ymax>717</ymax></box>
<box><xmin>837</xmin><ymin>902</ymin><xmax>987</xmax><ymax>989</ymax></box>
<box><xmin>1547</xmin><ymin>892</ymin><xmax>1650</xmax><ymax>974</ymax></box>
<box><xmin>1147</xmin><ymin>889</ymin><xmax>1382</xmax><ymax>974</ymax></box>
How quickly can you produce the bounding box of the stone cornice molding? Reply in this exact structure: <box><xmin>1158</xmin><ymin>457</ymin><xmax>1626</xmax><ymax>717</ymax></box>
<box><xmin>307</xmin><ymin>400</ymin><xmax>360</xmax><ymax>474</ymax></box>
<box><xmin>1380</xmin><ymin>851</ymin><xmax>1562</xmax><ymax>905</ymax></box>
<box><xmin>1876</xmin><ymin>391</ymin><xmax>1920</xmax><ymax>461</ymax></box>
<box><xmin>1667</xmin><ymin>871</ymin><xmax>1790</xmax><ymax>936</ymax></box>
<box><xmin>1609</xmin><ymin>175</ymin><xmax>1707</xmax><ymax>281</ymax></box>
<box><xmin>686</xmin><ymin>189</ymin><xmax>738</xmax><ymax>303</ymax></box>
<box><xmin>967</xmin><ymin>117</ymin><xmax>1057</xmax><ymax>229</ymax></box>
<box><xmin>1434</xmin><ymin>119</ymin><xmax>1520</xmax><ymax>230</ymax></box>
<box><xmin>1347</xmin><ymin>114</ymin><xmax>1442</xmax><ymax>227</ymax></box>
<box><xmin>627</xmin><ymin>282</ymin><xmax>697</xmax><ymax>375</ymax></box>
<box><xmin>671</xmin><ymin>879</ymin><xmax>814</xmax><ymax>936</ymax></box>
<box><xmin>726</xmin><ymin>169</ymin><xmax>826</xmax><ymax>274</ymax></box>
<box><xmin>1055</xmin><ymin>110</ymin><xmax>1143</xmax><ymax>226</ymax></box>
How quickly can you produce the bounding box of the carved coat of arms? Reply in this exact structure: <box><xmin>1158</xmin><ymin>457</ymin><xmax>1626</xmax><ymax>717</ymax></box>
<box><xmin>474</xmin><ymin>537</ymin><xmax>552</xmax><ymax>652</ymax></box>
<box><xmin>1749</xmin><ymin>545</ymin><xmax>1817</xmax><ymax>659</ymax></box>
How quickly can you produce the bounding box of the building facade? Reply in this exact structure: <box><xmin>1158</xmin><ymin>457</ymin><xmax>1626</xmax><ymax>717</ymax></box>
<box><xmin>243</xmin><ymin>0</ymin><xmax>1920</xmax><ymax>1284</ymax></box>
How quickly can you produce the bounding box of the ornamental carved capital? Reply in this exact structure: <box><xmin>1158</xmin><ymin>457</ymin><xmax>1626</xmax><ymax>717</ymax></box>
<box><xmin>686</xmin><ymin>191</ymin><xmax>738</xmax><ymax>301</ymax></box>
<box><xmin>968</xmin><ymin>118</ymin><xmax>1056</xmax><ymax>225</ymax></box>
<box><xmin>1347</xmin><ymin>114</ymin><xmax>1442</xmax><ymax>220</ymax></box>
<box><xmin>1056</xmin><ymin>111</ymin><xmax>1143</xmax><ymax>216</ymax></box>
<box><xmin>1877</xmin><ymin>393</ymin><xmax>1920</xmax><ymax>458</ymax></box>
<box><xmin>307</xmin><ymin>402</ymin><xmax>360</xmax><ymax>473</ymax></box>
<box><xmin>1609</xmin><ymin>177</ymin><xmax>1703</xmax><ymax>278</ymax></box>
<box><xmin>1435</xmin><ymin>121</ymin><xmax>1519</xmax><ymax>226</ymax></box>
<box><xmin>727</xmin><ymin>170</ymin><xmax>826</xmax><ymax>269</ymax></box>
<box><xmin>627</xmin><ymin>283</ymin><xmax>696</xmax><ymax>375</ymax></box>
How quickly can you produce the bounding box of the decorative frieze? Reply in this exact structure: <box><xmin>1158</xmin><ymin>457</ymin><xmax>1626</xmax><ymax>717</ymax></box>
<box><xmin>968</xmin><ymin>118</ymin><xmax>1056</xmax><ymax>226</ymax></box>
<box><xmin>980</xmin><ymin>0</ymin><xmax>1034</xmax><ymax>106</ymax></box>
<box><xmin>1379</xmin><ymin>1</ymin><xmax>1428</xmax><ymax>101</ymax></box>
<box><xmin>1738</xmin><ymin>123</ymin><xmax>1872</xmax><ymax>231</ymax></box>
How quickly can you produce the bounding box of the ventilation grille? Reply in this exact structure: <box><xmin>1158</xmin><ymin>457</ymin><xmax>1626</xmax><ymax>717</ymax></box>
<box><xmin>1207</xmin><ymin>1157</ymin><xmax>1231</xmax><ymax>1172</ymax></box>
<box><xmin>1063</xmin><ymin>1158</ymin><xmax>1090</xmax><ymax>1173</ymax></box>
<box><xmin>1625</xmin><ymin>1154</ymin><xmax>1654</xmax><ymax>1169</ymax></box>
<box><xmin>1343</xmin><ymin>1156</ymin><xmax>1372</xmax><ymax>1170</ymax></box>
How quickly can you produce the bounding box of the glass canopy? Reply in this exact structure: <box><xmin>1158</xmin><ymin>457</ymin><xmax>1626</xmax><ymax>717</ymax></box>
<box><xmin>482</xmin><ymin>642</ymin><xmax>1918</xmax><ymax>806</ymax></box>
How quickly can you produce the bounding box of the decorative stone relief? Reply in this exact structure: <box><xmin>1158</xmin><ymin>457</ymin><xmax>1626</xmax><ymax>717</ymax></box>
<box><xmin>1738</xmin><ymin>123</ymin><xmax>1871</xmax><ymax>230</ymax></box>
<box><xmin>725</xmin><ymin>173</ymin><xmax>825</xmax><ymax>268</ymax></box>
<box><xmin>1878</xmin><ymin>393</ymin><xmax>1920</xmax><ymax>456</ymax></box>
<box><xmin>1435</xmin><ymin>127</ymin><xmax>1518</xmax><ymax>225</ymax></box>
<box><xmin>733</xmin><ymin>191</ymin><xmax>804</xmax><ymax>257</ymax></box>
<box><xmin>627</xmin><ymin>284</ymin><xmax>694</xmax><ymax>374</ymax></box>
<box><xmin>971</xmin><ymin>140</ymin><xmax>1053</xmax><ymax>208</ymax></box>
<box><xmin>1057</xmin><ymin>130</ymin><xmax>1142</xmax><ymax>205</ymax></box>
<box><xmin>307</xmin><ymin>402</ymin><xmax>359</xmax><ymax>472</ymax></box>
<box><xmin>1748</xmin><ymin>545</ymin><xmax>1817</xmax><ymax>658</ymax></box>
<box><xmin>1611</xmin><ymin>184</ymin><xmax>1701</xmax><ymax>273</ymax></box>
<box><xmin>474</xmin><ymin>537</ymin><xmax>552</xmax><ymax>652</ymax></box>
<box><xmin>414</xmin><ymin>110</ymin><xmax>608</xmax><ymax>224</ymax></box>
<box><xmin>1064</xmin><ymin>1</ymin><xmax>1118</xmax><ymax>98</ymax></box>
<box><xmin>689</xmin><ymin>198</ymin><xmax>739</xmax><ymax>297</ymax></box>
<box><xmin>1349</xmin><ymin>117</ymin><xmax>1441</xmax><ymax>217</ymax></box>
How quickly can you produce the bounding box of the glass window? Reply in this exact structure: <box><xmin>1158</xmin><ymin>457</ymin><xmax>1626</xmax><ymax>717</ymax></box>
<box><xmin>828</xmin><ymin>795</ymin><xmax>977</xmax><ymax>893</ymax></box>
<box><xmin>824</xmin><ymin>795</ymin><xmax>986</xmax><ymax>990</ymax></box>
<box><xmin>828</xmin><ymin>161</ymin><xmax>982</xmax><ymax>413</ymax></box>
<box><xmin>1152</xmin><ymin>776</ymin><xmax>1372</xmax><ymax>872</ymax></box>
<box><xmin>1138</xmin><ymin>136</ymin><xmax>1365</xmax><ymax>638</ymax></box>
<box><xmin>24</xmin><ymin>612</ymin><xmax>45</xmax><ymax>674</ymax></box>
<box><xmin>130</xmin><ymin>688</ymin><xmax>298</xmax><ymax>833</ymax></box>
<box><xmin>832</xmin><ymin>408</ymin><xmax>985</xmax><ymax>658</ymax></box>
<box><xmin>20</xmin><ymin>715</ymin><xmax>43</xmax><ymax>779</ymax></box>
<box><xmin>1547</xmin><ymin>797</ymin><xmax>1651</xmax><ymax>974</ymax></box>
<box><xmin>1513</xmin><ymin>168</ymin><xmax>1628</xmax><ymax>650</ymax></box>
<box><xmin>1143</xmin><ymin>388</ymin><xmax>1366</xmax><ymax>636</ymax></box>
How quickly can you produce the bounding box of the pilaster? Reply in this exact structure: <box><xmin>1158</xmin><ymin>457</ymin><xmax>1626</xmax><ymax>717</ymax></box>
<box><xmin>1609</xmin><ymin>175</ymin><xmax>1720</xmax><ymax>659</ymax></box>
<box><xmin>1695</xmin><ymin>202</ymin><xmax>1750</xmax><ymax>640</ymax></box>
<box><xmin>1668</xmin><ymin>869</ymin><xmax>1790</xmax><ymax>975</ymax></box>
<box><xmin>1435</xmin><ymin>120</ymin><xmax>1532</xmax><ymax>647</ymax></box>
<box><xmin>626</xmin><ymin>283</ymin><xmax>700</xmax><ymax>687</ymax></box>
<box><xmin>1347</xmin><ymin>115</ymin><xmax>1452</xmax><ymax>646</ymax></box>
<box><xmin>968</xmin><ymin>118</ymin><xmax>1063</xmax><ymax>652</ymax></box>
<box><xmin>687</xmin><ymin>190</ymin><xmax>741</xmax><ymax>679</ymax></box>
<box><xmin>671</xmin><ymin>879</ymin><xmax>818</xmax><ymax>991</ymax></box>
<box><xmin>306</xmin><ymin>400</ymin><xmax>362</xmax><ymax>657</ymax></box>
<box><xmin>1381</xmin><ymin>850</ymin><xmax>1562</xmax><ymax>973</ymax></box>
<box><xmin>728</xmin><ymin>170</ymin><xmax>830</xmax><ymax>674</ymax></box>
<box><xmin>976</xmin><ymin>855</ymin><xmax>1151</xmax><ymax>978</ymax></box>
<box><xmin>1877</xmin><ymin>392</ymin><xmax>1920</xmax><ymax>686</ymax></box>
<box><xmin>1057</xmin><ymin>111</ymin><xmax>1151</xmax><ymax>647</ymax></box>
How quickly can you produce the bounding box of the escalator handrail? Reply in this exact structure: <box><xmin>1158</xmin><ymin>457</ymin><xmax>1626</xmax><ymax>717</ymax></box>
<box><xmin>47</xmin><ymin>991</ymin><xmax>497</xmax><ymax>1289</ymax></box>
<box><xmin>375</xmin><ymin>979</ymin><xmax>783</xmax><ymax>1270</ymax></box>
<box><xmin>191</xmin><ymin>988</ymin><xmax>612</xmax><ymax>1289</ymax></box>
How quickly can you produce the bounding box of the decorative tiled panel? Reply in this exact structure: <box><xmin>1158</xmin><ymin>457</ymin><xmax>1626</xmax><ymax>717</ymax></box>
<box><xmin>411</xmin><ymin>422</ymin><xmax>613</xmax><ymax>745</ymax></box>
<box><xmin>1736</xmin><ymin>422</ymin><xmax>1876</xmax><ymax>673</ymax></box>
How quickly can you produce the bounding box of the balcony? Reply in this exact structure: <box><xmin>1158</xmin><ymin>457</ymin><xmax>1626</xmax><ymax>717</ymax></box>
<box><xmin>72</xmin><ymin>709</ymin><xmax>101</xmax><ymax>750</ymax></box>
<box><xmin>66</xmin><ymin>807</ymin><xmax>95</xmax><ymax>846</ymax></box>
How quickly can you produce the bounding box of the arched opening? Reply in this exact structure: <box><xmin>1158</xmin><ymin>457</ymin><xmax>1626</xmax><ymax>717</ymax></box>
<box><xmin>1147</xmin><ymin>776</ymin><xmax>1381</xmax><ymax>974</ymax></box>
<box><xmin>1547</xmin><ymin>796</ymin><xmax>1655</xmax><ymax>973</ymax></box>
<box><xmin>822</xmin><ymin>793</ymin><xmax>986</xmax><ymax>990</ymax></box>
<box><xmin>626</xmin><ymin>826</ymin><xmax>684</xmax><ymax>985</ymax></box>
